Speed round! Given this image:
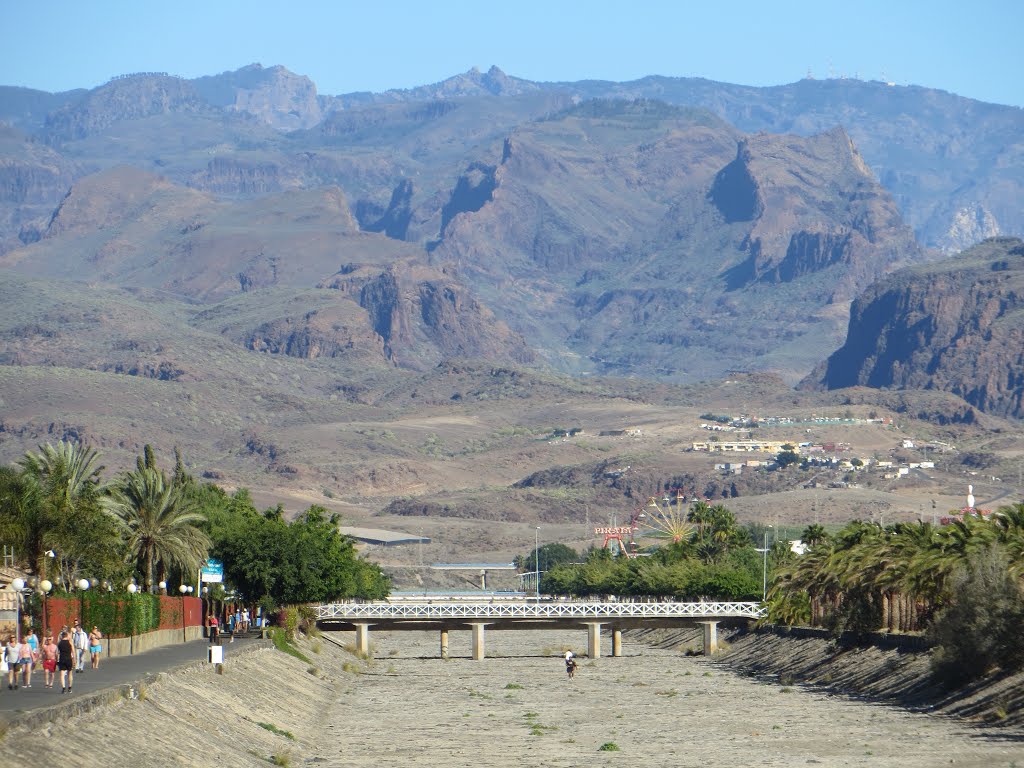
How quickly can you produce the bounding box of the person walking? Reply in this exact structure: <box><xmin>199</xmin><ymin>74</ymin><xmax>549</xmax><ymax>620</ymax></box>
<box><xmin>56</xmin><ymin>630</ymin><xmax>75</xmax><ymax>694</ymax></box>
<box><xmin>41</xmin><ymin>633</ymin><xmax>58</xmax><ymax>688</ymax></box>
<box><xmin>17</xmin><ymin>634</ymin><xmax>33</xmax><ymax>688</ymax></box>
<box><xmin>25</xmin><ymin>628</ymin><xmax>39</xmax><ymax>676</ymax></box>
<box><xmin>89</xmin><ymin>626</ymin><xmax>103</xmax><ymax>670</ymax></box>
<box><xmin>5</xmin><ymin>636</ymin><xmax>19</xmax><ymax>689</ymax></box>
<box><xmin>72</xmin><ymin>622</ymin><xmax>88</xmax><ymax>673</ymax></box>
<box><xmin>208</xmin><ymin>614</ymin><xmax>219</xmax><ymax>644</ymax></box>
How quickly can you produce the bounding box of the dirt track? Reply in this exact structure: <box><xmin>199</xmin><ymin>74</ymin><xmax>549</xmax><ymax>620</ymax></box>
<box><xmin>3</xmin><ymin>629</ymin><xmax>1022</xmax><ymax>767</ymax></box>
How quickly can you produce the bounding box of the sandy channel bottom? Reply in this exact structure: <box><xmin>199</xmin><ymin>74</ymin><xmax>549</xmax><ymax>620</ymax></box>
<box><xmin>314</xmin><ymin>629</ymin><xmax>1023</xmax><ymax>768</ymax></box>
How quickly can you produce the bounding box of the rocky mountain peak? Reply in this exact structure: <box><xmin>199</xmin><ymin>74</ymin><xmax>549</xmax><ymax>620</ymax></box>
<box><xmin>43</xmin><ymin>74</ymin><xmax>204</xmax><ymax>143</ymax></box>
<box><xmin>191</xmin><ymin>63</ymin><xmax>322</xmax><ymax>131</ymax></box>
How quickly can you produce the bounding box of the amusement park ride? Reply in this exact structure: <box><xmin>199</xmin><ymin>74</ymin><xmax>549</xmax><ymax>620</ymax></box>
<box><xmin>596</xmin><ymin>489</ymin><xmax>698</xmax><ymax>557</ymax></box>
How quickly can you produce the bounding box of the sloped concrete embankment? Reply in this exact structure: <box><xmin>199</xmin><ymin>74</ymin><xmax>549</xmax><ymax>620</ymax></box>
<box><xmin>0</xmin><ymin>635</ymin><xmax>356</xmax><ymax>766</ymax></box>
<box><xmin>627</xmin><ymin>626</ymin><xmax>1024</xmax><ymax>730</ymax></box>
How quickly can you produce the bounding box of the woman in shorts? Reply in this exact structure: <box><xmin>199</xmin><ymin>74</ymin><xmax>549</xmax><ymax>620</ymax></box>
<box><xmin>56</xmin><ymin>630</ymin><xmax>75</xmax><ymax>694</ymax></box>
<box><xmin>4</xmin><ymin>636</ymin><xmax>19</xmax><ymax>689</ymax></box>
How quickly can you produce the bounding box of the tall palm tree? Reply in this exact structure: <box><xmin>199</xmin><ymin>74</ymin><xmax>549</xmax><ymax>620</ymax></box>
<box><xmin>107</xmin><ymin>467</ymin><xmax>210</xmax><ymax>591</ymax></box>
<box><xmin>11</xmin><ymin>440</ymin><xmax>110</xmax><ymax>581</ymax></box>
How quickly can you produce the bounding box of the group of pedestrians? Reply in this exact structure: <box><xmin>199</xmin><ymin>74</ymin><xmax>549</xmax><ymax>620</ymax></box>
<box><xmin>3</xmin><ymin>619</ymin><xmax>103</xmax><ymax>694</ymax></box>
<box><xmin>209</xmin><ymin>608</ymin><xmax>258</xmax><ymax>643</ymax></box>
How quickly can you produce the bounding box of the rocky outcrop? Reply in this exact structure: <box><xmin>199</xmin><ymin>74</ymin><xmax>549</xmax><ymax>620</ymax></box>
<box><xmin>804</xmin><ymin>237</ymin><xmax>1024</xmax><ymax>420</ymax></box>
<box><xmin>438</xmin><ymin>162</ymin><xmax>497</xmax><ymax>236</ymax></box>
<box><xmin>191</xmin><ymin>64</ymin><xmax>322</xmax><ymax>131</ymax></box>
<box><xmin>363</xmin><ymin>179</ymin><xmax>414</xmax><ymax>240</ymax></box>
<box><xmin>43</xmin><ymin>74</ymin><xmax>205</xmax><ymax>143</ymax></box>
<box><xmin>190</xmin><ymin>157</ymin><xmax>287</xmax><ymax>196</ymax></box>
<box><xmin>721</xmin><ymin>128</ymin><xmax>922</xmax><ymax>297</ymax></box>
<box><xmin>319</xmin><ymin>262</ymin><xmax>534</xmax><ymax>367</ymax></box>
<box><xmin>316</xmin><ymin>100</ymin><xmax>459</xmax><ymax>139</ymax></box>
<box><xmin>332</xmin><ymin>65</ymin><xmax>540</xmax><ymax>108</ymax></box>
<box><xmin>709</xmin><ymin>143</ymin><xmax>763</xmax><ymax>223</ymax></box>
<box><xmin>0</xmin><ymin>126</ymin><xmax>76</xmax><ymax>250</ymax></box>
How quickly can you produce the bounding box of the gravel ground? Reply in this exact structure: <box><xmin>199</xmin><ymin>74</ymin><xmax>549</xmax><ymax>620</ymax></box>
<box><xmin>3</xmin><ymin>629</ymin><xmax>1022</xmax><ymax>767</ymax></box>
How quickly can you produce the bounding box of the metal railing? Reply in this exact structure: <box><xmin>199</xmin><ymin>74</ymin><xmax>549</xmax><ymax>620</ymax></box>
<box><xmin>315</xmin><ymin>600</ymin><xmax>766</xmax><ymax>621</ymax></box>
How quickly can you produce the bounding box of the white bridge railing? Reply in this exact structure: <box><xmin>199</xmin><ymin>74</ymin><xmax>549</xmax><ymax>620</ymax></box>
<box><xmin>315</xmin><ymin>601</ymin><xmax>766</xmax><ymax>621</ymax></box>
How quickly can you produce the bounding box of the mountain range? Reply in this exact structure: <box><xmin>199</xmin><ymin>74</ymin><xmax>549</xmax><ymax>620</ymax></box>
<box><xmin>0</xmin><ymin>63</ymin><xmax>1022</xmax><ymax>494</ymax></box>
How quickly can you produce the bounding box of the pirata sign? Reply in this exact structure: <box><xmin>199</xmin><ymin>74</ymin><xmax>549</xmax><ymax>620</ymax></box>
<box><xmin>594</xmin><ymin>526</ymin><xmax>636</xmax><ymax>535</ymax></box>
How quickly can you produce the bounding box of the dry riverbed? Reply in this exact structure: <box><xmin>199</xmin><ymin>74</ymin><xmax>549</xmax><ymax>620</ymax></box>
<box><xmin>3</xmin><ymin>630</ymin><xmax>1022</xmax><ymax>767</ymax></box>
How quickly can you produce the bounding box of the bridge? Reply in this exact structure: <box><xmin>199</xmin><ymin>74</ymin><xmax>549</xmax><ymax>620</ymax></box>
<box><xmin>314</xmin><ymin>600</ymin><xmax>766</xmax><ymax>660</ymax></box>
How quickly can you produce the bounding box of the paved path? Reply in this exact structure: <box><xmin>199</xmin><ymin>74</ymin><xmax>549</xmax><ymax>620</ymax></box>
<box><xmin>0</xmin><ymin>635</ymin><xmax>267</xmax><ymax>717</ymax></box>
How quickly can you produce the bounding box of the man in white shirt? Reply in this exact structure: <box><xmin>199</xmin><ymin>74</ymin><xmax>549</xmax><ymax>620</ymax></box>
<box><xmin>72</xmin><ymin>623</ymin><xmax>89</xmax><ymax>672</ymax></box>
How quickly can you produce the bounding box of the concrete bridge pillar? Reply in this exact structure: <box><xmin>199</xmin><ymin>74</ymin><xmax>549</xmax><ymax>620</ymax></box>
<box><xmin>470</xmin><ymin>623</ymin><xmax>488</xmax><ymax>661</ymax></box>
<box><xmin>698</xmin><ymin>620</ymin><xmax>719</xmax><ymax>655</ymax></box>
<box><xmin>354</xmin><ymin>623</ymin><xmax>371</xmax><ymax>657</ymax></box>
<box><xmin>586</xmin><ymin>622</ymin><xmax>603</xmax><ymax>659</ymax></box>
<box><xmin>440</xmin><ymin>628</ymin><xmax>449</xmax><ymax>659</ymax></box>
<box><xmin>612</xmin><ymin>628</ymin><xmax>622</xmax><ymax>657</ymax></box>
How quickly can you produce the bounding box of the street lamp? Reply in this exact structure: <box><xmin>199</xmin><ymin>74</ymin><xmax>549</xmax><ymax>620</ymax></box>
<box><xmin>534</xmin><ymin>527</ymin><xmax>541</xmax><ymax>599</ymax></box>
<box><xmin>756</xmin><ymin>525</ymin><xmax>774</xmax><ymax>602</ymax></box>
<box><xmin>11</xmin><ymin>578</ymin><xmax>26</xmax><ymax>641</ymax></box>
<box><xmin>39</xmin><ymin>579</ymin><xmax>52</xmax><ymax>638</ymax></box>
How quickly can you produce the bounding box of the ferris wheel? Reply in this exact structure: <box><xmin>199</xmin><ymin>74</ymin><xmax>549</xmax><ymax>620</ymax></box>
<box><xmin>639</xmin><ymin>489</ymin><xmax>694</xmax><ymax>543</ymax></box>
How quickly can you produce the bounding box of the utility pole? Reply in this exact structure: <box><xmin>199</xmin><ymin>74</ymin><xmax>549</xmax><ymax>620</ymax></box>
<box><xmin>535</xmin><ymin>527</ymin><xmax>540</xmax><ymax>599</ymax></box>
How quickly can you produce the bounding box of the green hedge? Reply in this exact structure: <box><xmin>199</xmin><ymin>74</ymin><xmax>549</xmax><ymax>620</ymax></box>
<box><xmin>79</xmin><ymin>592</ymin><xmax>162</xmax><ymax>637</ymax></box>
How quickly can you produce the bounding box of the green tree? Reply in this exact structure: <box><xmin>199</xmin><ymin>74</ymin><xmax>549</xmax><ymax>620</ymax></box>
<box><xmin>107</xmin><ymin>467</ymin><xmax>210</xmax><ymax>591</ymax></box>
<box><xmin>800</xmin><ymin>524</ymin><xmax>829</xmax><ymax>547</ymax></box>
<box><xmin>775</xmin><ymin>448</ymin><xmax>800</xmax><ymax>469</ymax></box>
<box><xmin>520</xmin><ymin>542</ymin><xmax>579</xmax><ymax>573</ymax></box>
<box><xmin>7</xmin><ymin>441</ymin><xmax>117</xmax><ymax>586</ymax></box>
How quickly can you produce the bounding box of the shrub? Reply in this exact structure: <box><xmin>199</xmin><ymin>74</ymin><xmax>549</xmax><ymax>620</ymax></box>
<box><xmin>929</xmin><ymin>545</ymin><xmax>1024</xmax><ymax>687</ymax></box>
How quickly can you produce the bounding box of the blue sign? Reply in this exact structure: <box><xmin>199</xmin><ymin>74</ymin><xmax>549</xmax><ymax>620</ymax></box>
<box><xmin>201</xmin><ymin>559</ymin><xmax>224</xmax><ymax>583</ymax></box>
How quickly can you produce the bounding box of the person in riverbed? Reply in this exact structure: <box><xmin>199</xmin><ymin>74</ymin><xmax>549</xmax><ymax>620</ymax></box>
<box><xmin>564</xmin><ymin>650</ymin><xmax>578</xmax><ymax>678</ymax></box>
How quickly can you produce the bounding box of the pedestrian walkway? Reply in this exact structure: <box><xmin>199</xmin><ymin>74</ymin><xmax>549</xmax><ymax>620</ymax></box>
<box><xmin>0</xmin><ymin>633</ymin><xmax>269</xmax><ymax>718</ymax></box>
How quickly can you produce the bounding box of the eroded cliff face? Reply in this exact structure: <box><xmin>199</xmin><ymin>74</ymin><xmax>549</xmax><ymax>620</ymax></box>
<box><xmin>0</xmin><ymin>128</ymin><xmax>76</xmax><ymax>250</ymax></box>
<box><xmin>719</xmin><ymin>128</ymin><xmax>921</xmax><ymax>300</ymax></box>
<box><xmin>318</xmin><ymin>262</ymin><xmax>534</xmax><ymax>367</ymax></box>
<box><xmin>804</xmin><ymin>237</ymin><xmax>1024</xmax><ymax>419</ymax></box>
<box><xmin>246</xmin><ymin>305</ymin><xmax>387</xmax><ymax>363</ymax></box>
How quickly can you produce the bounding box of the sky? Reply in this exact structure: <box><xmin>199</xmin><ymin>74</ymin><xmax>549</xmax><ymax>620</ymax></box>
<box><xmin>2</xmin><ymin>0</ymin><xmax>1023</xmax><ymax>107</ymax></box>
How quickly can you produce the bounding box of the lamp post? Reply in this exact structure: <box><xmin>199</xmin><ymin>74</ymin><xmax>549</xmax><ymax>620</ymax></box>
<box><xmin>757</xmin><ymin>525</ymin><xmax>774</xmax><ymax>602</ymax></box>
<box><xmin>534</xmin><ymin>526</ymin><xmax>540</xmax><ymax>599</ymax></box>
<box><xmin>77</xmin><ymin>578</ymin><xmax>90</xmax><ymax>627</ymax></box>
<box><xmin>39</xmin><ymin>579</ymin><xmax>52</xmax><ymax>638</ymax></box>
<box><xmin>179</xmin><ymin>585</ymin><xmax>189</xmax><ymax>642</ymax></box>
<box><xmin>11</xmin><ymin>578</ymin><xmax>26</xmax><ymax>641</ymax></box>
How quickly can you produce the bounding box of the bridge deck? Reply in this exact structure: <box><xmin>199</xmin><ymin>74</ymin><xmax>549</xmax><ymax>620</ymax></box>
<box><xmin>315</xmin><ymin>600</ymin><xmax>765</xmax><ymax>625</ymax></box>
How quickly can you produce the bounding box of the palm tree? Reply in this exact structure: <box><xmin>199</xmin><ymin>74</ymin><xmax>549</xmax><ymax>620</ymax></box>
<box><xmin>107</xmin><ymin>467</ymin><xmax>210</xmax><ymax>592</ymax></box>
<box><xmin>10</xmin><ymin>441</ymin><xmax>111</xmax><ymax>582</ymax></box>
<box><xmin>800</xmin><ymin>524</ymin><xmax>829</xmax><ymax>548</ymax></box>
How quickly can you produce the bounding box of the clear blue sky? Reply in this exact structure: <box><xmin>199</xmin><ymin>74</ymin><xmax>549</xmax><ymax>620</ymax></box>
<box><xmin>3</xmin><ymin>0</ymin><xmax>1023</xmax><ymax>107</ymax></box>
